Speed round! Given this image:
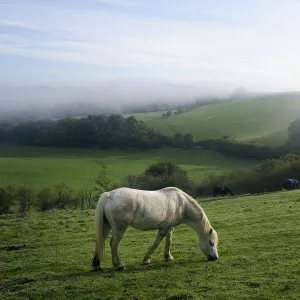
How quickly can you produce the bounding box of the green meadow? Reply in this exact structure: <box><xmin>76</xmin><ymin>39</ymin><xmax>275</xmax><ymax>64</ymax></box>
<box><xmin>1</xmin><ymin>191</ymin><xmax>300</xmax><ymax>299</ymax></box>
<box><xmin>0</xmin><ymin>144</ymin><xmax>257</xmax><ymax>189</ymax></box>
<box><xmin>1</xmin><ymin>94</ymin><xmax>300</xmax><ymax>300</ymax></box>
<box><xmin>129</xmin><ymin>93</ymin><xmax>300</xmax><ymax>147</ymax></box>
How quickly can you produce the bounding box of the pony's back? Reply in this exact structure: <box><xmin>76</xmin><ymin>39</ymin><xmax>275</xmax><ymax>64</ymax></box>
<box><xmin>104</xmin><ymin>187</ymin><xmax>188</xmax><ymax>231</ymax></box>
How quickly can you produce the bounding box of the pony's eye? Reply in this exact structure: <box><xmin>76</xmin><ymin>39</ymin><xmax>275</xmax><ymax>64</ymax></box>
<box><xmin>209</xmin><ymin>241</ymin><xmax>214</xmax><ymax>247</ymax></box>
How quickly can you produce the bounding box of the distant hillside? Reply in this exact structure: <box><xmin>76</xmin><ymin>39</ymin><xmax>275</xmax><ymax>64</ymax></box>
<box><xmin>131</xmin><ymin>92</ymin><xmax>300</xmax><ymax>147</ymax></box>
<box><xmin>0</xmin><ymin>82</ymin><xmax>229</xmax><ymax>121</ymax></box>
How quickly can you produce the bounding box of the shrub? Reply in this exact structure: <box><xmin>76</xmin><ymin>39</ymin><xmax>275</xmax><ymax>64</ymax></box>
<box><xmin>36</xmin><ymin>188</ymin><xmax>55</xmax><ymax>212</ymax></box>
<box><xmin>144</xmin><ymin>160</ymin><xmax>188</xmax><ymax>179</ymax></box>
<box><xmin>16</xmin><ymin>186</ymin><xmax>35</xmax><ymax>215</ymax></box>
<box><xmin>53</xmin><ymin>183</ymin><xmax>74</xmax><ymax>209</ymax></box>
<box><xmin>197</xmin><ymin>154</ymin><xmax>300</xmax><ymax>196</ymax></box>
<box><xmin>0</xmin><ymin>185</ymin><xmax>16</xmax><ymax>214</ymax></box>
<box><xmin>75</xmin><ymin>186</ymin><xmax>94</xmax><ymax>210</ymax></box>
<box><xmin>126</xmin><ymin>160</ymin><xmax>195</xmax><ymax>194</ymax></box>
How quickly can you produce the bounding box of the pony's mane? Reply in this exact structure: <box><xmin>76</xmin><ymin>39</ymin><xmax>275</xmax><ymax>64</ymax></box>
<box><xmin>161</xmin><ymin>187</ymin><xmax>211</xmax><ymax>233</ymax></box>
<box><xmin>181</xmin><ymin>190</ymin><xmax>211</xmax><ymax>232</ymax></box>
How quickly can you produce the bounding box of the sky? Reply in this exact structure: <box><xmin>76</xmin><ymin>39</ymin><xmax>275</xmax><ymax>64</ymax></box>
<box><xmin>1</xmin><ymin>0</ymin><xmax>300</xmax><ymax>92</ymax></box>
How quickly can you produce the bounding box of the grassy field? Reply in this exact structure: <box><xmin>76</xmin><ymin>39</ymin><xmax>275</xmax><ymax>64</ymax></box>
<box><xmin>1</xmin><ymin>190</ymin><xmax>300</xmax><ymax>299</ymax></box>
<box><xmin>0</xmin><ymin>144</ymin><xmax>257</xmax><ymax>189</ymax></box>
<box><xmin>129</xmin><ymin>93</ymin><xmax>300</xmax><ymax>147</ymax></box>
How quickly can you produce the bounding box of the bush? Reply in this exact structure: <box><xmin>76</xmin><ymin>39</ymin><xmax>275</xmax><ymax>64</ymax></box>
<box><xmin>0</xmin><ymin>188</ymin><xmax>10</xmax><ymax>214</ymax></box>
<box><xmin>36</xmin><ymin>188</ymin><xmax>55</xmax><ymax>212</ymax></box>
<box><xmin>0</xmin><ymin>185</ymin><xmax>16</xmax><ymax>214</ymax></box>
<box><xmin>75</xmin><ymin>186</ymin><xmax>93</xmax><ymax>210</ymax></box>
<box><xmin>90</xmin><ymin>164</ymin><xmax>115</xmax><ymax>206</ymax></box>
<box><xmin>197</xmin><ymin>154</ymin><xmax>300</xmax><ymax>196</ymax></box>
<box><xmin>1</xmin><ymin>182</ymin><xmax>121</xmax><ymax>213</ymax></box>
<box><xmin>144</xmin><ymin>160</ymin><xmax>188</xmax><ymax>179</ymax></box>
<box><xmin>126</xmin><ymin>160</ymin><xmax>195</xmax><ymax>194</ymax></box>
<box><xmin>53</xmin><ymin>183</ymin><xmax>74</xmax><ymax>209</ymax></box>
<box><xmin>16</xmin><ymin>186</ymin><xmax>35</xmax><ymax>215</ymax></box>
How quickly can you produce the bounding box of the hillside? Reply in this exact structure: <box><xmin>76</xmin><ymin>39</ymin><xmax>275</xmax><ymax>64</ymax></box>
<box><xmin>1</xmin><ymin>191</ymin><xmax>299</xmax><ymax>299</ymax></box>
<box><xmin>131</xmin><ymin>92</ymin><xmax>300</xmax><ymax>147</ymax></box>
<box><xmin>0</xmin><ymin>145</ymin><xmax>257</xmax><ymax>189</ymax></box>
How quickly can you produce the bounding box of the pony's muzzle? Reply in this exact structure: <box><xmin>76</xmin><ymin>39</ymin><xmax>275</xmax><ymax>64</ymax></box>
<box><xmin>207</xmin><ymin>254</ymin><xmax>218</xmax><ymax>261</ymax></box>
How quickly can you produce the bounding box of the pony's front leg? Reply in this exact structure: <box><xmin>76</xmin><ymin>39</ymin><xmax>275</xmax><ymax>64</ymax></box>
<box><xmin>142</xmin><ymin>230</ymin><xmax>165</xmax><ymax>265</ymax></box>
<box><xmin>110</xmin><ymin>227</ymin><xmax>127</xmax><ymax>270</ymax></box>
<box><xmin>164</xmin><ymin>229</ymin><xmax>174</xmax><ymax>262</ymax></box>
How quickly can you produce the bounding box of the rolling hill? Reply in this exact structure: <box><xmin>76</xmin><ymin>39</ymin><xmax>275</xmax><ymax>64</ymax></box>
<box><xmin>130</xmin><ymin>92</ymin><xmax>300</xmax><ymax>147</ymax></box>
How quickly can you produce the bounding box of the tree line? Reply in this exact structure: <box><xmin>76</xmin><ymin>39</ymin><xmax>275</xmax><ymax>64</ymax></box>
<box><xmin>0</xmin><ymin>115</ymin><xmax>171</xmax><ymax>149</ymax></box>
<box><xmin>0</xmin><ymin>164</ymin><xmax>116</xmax><ymax>215</ymax></box>
<box><xmin>1</xmin><ymin>114</ymin><xmax>300</xmax><ymax>159</ymax></box>
<box><xmin>3</xmin><ymin>155</ymin><xmax>300</xmax><ymax>215</ymax></box>
<box><xmin>0</xmin><ymin>160</ymin><xmax>194</xmax><ymax>215</ymax></box>
<box><xmin>0</xmin><ymin>183</ymin><xmax>95</xmax><ymax>215</ymax></box>
<box><xmin>197</xmin><ymin>153</ymin><xmax>300</xmax><ymax>196</ymax></box>
<box><xmin>285</xmin><ymin>118</ymin><xmax>300</xmax><ymax>154</ymax></box>
<box><xmin>0</xmin><ymin>114</ymin><xmax>198</xmax><ymax>150</ymax></box>
<box><xmin>196</xmin><ymin>137</ymin><xmax>283</xmax><ymax>160</ymax></box>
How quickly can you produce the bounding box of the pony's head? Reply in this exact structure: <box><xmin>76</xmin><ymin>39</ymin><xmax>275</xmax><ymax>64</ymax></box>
<box><xmin>199</xmin><ymin>227</ymin><xmax>218</xmax><ymax>261</ymax></box>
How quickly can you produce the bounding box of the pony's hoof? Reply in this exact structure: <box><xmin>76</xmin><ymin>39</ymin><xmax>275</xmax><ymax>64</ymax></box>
<box><xmin>116</xmin><ymin>266</ymin><xmax>125</xmax><ymax>271</ymax></box>
<box><xmin>93</xmin><ymin>267</ymin><xmax>102</xmax><ymax>272</ymax></box>
<box><xmin>164</xmin><ymin>255</ymin><xmax>174</xmax><ymax>262</ymax></box>
<box><xmin>142</xmin><ymin>258</ymin><xmax>151</xmax><ymax>265</ymax></box>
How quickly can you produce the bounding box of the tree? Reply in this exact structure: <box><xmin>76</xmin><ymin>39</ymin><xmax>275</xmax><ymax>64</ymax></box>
<box><xmin>0</xmin><ymin>185</ymin><xmax>15</xmax><ymax>214</ymax></box>
<box><xmin>127</xmin><ymin>160</ymin><xmax>193</xmax><ymax>193</ymax></box>
<box><xmin>183</xmin><ymin>133</ymin><xmax>195</xmax><ymax>148</ymax></box>
<box><xmin>72</xmin><ymin>119</ymin><xmax>98</xmax><ymax>146</ymax></box>
<box><xmin>173</xmin><ymin>132</ymin><xmax>184</xmax><ymax>147</ymax></box>
<box><xmin>36</xmin><ymin>188</ymin><xmax>55</xmax><ymax>211</ymax></box>
<box><xmin>286</xmin><ymin>119</ymin><xmax>300</xmax><ymax>153</ymax></box>
<box><xmin>108</xmin><ymin>114</ymin><xmax>125</xmax><ymax>130</ymax></box>
<box><xmin>92</xmin><ymin>163</ymin><xmax>113</xmax><ymax>204</ymax></box>
<box><xmin>16</xmin><ymin>186</ymin><xmax>35</xmax><ymax>215</ymax></box>
<box><xmin>75</xmin><ymin>186</ymin><xmax>93</xmax><ymax>209</ymax></box>
<box><xmin>288</xmin><ymin>119</ymin><xmax>300</xmax><ymax>141</ymax></box>
<box><xmin>53</xmin><ymin>183</ymin><xmax>74</xmax><ymax>209</ymax></box>
<box><xmin>144</xmin><ymin>160</ymin><xmax>187</xmax><ymax>179</ymax></box>
<box><xmin>162</xmin><ymin>110</ymin><xmax>172</xmax><ymax>118</ymax></box>
<box><xmin>3</xmin><ymin>114</ymin><xmax>170</xmax><ymax>150</ymax></box>
<box><xmin>175</xmin><ymin>108</ymin><xmax>185</xmax><ymax>115</ymax></box>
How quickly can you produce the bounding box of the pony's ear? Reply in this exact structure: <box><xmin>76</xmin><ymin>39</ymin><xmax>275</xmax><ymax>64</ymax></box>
<box><xmin>209</xmin><ymin>228</ymin><xmax>213</xmax><ymax>235</ymax></box>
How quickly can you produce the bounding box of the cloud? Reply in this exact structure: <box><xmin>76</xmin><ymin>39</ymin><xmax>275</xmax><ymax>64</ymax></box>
<box><xmin>0</xmin><ymin>0</ymin><xmax>300</xmax><ymax>91</ymax></box>
<box><xmin>0</xmin><ymin>19</ymin><xmax>38</xmax><ymax>30</ymax></box>
<box><xmin>94</xmin><ymin>0</ymin><xmax>139</xmax><ymax>6</ymax></box>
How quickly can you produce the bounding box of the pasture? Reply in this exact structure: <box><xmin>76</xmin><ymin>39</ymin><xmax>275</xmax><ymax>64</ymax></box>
<box><xmin>0</xmin><ymin>144</ymin><xmax>257</xmax><ymax>189</ymax></box>
<box><xmin>1</xmin><ymin>191</ymin><xmax>300</xmax><ymax>299</ymax></box>
<box><xmin>129</xmin><ymin>93</ymin><xmax>300</xmax><ymax>146</ymax></box>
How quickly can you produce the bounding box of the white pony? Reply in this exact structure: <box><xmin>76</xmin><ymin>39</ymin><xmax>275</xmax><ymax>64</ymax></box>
<box><xmin>92</xmin><ymin>187</ymin><xmax>218</xmax><ymax>271</ymax></box>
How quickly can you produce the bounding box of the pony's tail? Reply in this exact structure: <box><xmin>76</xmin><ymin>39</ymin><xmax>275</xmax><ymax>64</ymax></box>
<box><xmin>93</xmin><ymin>192</ymin><xmax>109</xmax><ymax>268</ymax></box>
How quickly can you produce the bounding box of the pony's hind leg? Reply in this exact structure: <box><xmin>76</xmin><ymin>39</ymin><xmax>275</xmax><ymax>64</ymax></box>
<box><xmin>110</xmin><ymin>226</ymin><xmax>127</xmax><ymax>270</ymax></box>
<box><xmin>142</xmin><ymin>229</ymin><xmax>167</xmax><ymax>265</ymax></box>
<box><xmin>92</xmin><ymin>253</ymin><xmax>100</xmax><ymax>271</ymax></box>
<box><xmin>164</xmin><ymin>229</ymin><xmax>174</xmax><ymax>262</ymax></box>
<box><xmin>92</xmin><ymin>221</ymin><xmax>111</xmax><ymax>271</ymax></box>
